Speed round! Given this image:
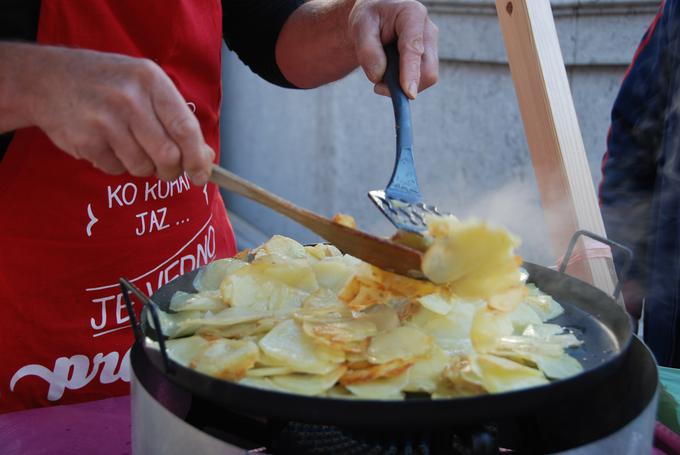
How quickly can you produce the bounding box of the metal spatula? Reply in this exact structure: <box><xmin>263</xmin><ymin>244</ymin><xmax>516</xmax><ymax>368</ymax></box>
<box><xmin>368</xmin><ymin>44</ymin><xmax>442</xmax><ymax>233</ymax></box>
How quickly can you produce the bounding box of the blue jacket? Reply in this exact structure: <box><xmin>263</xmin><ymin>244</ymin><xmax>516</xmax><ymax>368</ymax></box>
<box><xmin>600</xmin><ymin>0</ymin><xmax>679</xmax><ymax>367</ymax></box>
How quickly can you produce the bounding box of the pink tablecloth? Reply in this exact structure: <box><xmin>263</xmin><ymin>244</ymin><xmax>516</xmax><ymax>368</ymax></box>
<box><xmin>0</xmin><ymin>395</ymin><xmax>131</xmax><ymax>455</ymax></box>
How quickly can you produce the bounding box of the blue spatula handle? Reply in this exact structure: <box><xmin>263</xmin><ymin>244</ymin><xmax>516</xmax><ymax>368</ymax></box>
<box><xmin>383</xmin><ymin>43</ymin><xmax>422</xmax><ymax>203</ymax></box>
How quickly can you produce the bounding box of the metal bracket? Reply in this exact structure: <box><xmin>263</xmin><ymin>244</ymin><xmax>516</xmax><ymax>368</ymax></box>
<box><xmin>119</xmin><ymin>278</ymin><xmax>173</xmax><ymax>374</ymax></box>
<box><xmin>559</xmin><ymin>230</ymin><xmax>633</xmax><ymax>300</ymax></box>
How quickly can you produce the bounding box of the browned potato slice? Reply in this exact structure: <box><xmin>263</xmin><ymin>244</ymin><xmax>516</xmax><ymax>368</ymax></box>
<box><xmin>302</xmin><ymin>319</ymin><xmax>377</xmax><ymax>343</ymax></box>
<box><xmin>331</xmin><ymin>213</ymin><xmax>357</xmax><ymax>229</ymax></box>
<box><xmin>259</xmin><ymin>320</ymin><xmax>344</xmax><ymax>374</ymax></box>
<box><xmin>190</xmin><ymin>338</ymin><xmax>259</xmax><ymax>380</ymax></box>
<box><xmin>340</xmin><ymin>359</ymin><xmax>412</xmax><ymax>385</ymax></box>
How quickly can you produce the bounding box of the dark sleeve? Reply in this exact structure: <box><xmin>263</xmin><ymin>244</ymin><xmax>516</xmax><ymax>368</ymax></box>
<box><xmin>222</xmin><ymin>0</ymin><xmax>304</xmax><ymax>88</ymax></box>
<box><xmin>599</xmin><ymin>0</ymin><xmax>670</xmax><ymax>287</ymax></box>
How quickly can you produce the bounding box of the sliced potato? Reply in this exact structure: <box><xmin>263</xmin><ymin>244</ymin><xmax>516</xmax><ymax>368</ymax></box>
<box><xmin>270</xmin><ymin>365</ymin><xmax>347</xmax><ymax>396</ymax></box>
<box><xmin>340</xmin><ymin>359</ymin><xmax>412</xmax><ymax>385</ymax></box>
<box><xmin>164</xmin><ymin>335</ymin><xmax>211</xmax><ymax>366</ymax></box>
<box><xmin>357</xmin><ymin>304</ymin><xmax>400</xmax><ymax>332</ymax></box>
<box><xmin>311</xmin><ymin>257</ymin><xmax>356</xmax><ymax>292</ymax></box>
<box><xmin>487</xmin><ymin>284</ymin><xmax>528</xmax><ymax>312</ymax></box>
<box><xmin>252</xmin><ymin>235</ymin><xmax>307</xmax><ymax>260</ymax></box>
<box><xmin>304</xmin><ymin>243</ymin><xmax>343</xmax><ymax>260</ymax></box>
<box><xmin>404</xmin><ymin>345</ymin><xmax>449</xmax><ymax>393</ymax></box>
<box><xmin>298</xmin><ymin>288</ymin><xmax>347</xmax><ymax>313</ymax></box>
<box><xmin>331</xmin><ymin>213</ymin><xmax>357</xmax><ymax>229</ymax></box>
<box><xmin>470</xmin><ymin>307</ymin><xmax>514</xmax><ymax>353</ymax></box>
<box><xmin>246</xmin><ymin>366</ymin><xmax>293</xmax><ymax>377</ymax></box>
<box><xmin>507</xmin><ymin>302</ymin><xmax>542</xmax><ymax>332</ymax></box>
<box><xmin>302</xmin><ymin>319</ymin><xmax>377</xmax><ymax>344</ymax></box>
<box><xmin>190</xmin><ymin>338</ymin><xmax>259</xmax><ymax>380</ymax></box>
<box><xmin>259</xmin><ymin>320</ymin><xmax>344</xmax><ymax>374</ymax></box>
<box><xmin>409</xmin><ymin>301</ymin><xmax>481</xmax><ymax>355</ymax></box>
<box><xmin>153</xmin><ymin>310</ymin><xmax>207</xmax><ymax>338</ymax></box>
<box><xmin>370</xmin><ymin>266</ymin><xmax>438</xmax><ymax>297</ymax></box>
<box><xmin>325</xmin><ymin>386</ymin><xmax>360</xmax><ymax>399</ymax></box>
<box><xmin>197</xmin><ymin>318</ymin><xmax>278</xmax><ymax>339</ymax></box>
<box><xmin>223</xmin><ymin>273</ymin><xmax>308</xmax><ymax>312</ymax></box>
<box><xmin>193</xmin><ymin>258</ymin><xmax>248</xmax><ymax>291</ymax></box>
<box><xmin>338</xmin><ymin>274</ymin><xmax>391</xmax><ymax>312</ymax></box>
<box><xmin>367</xmin><ymin>326</ymin><xmax>432</xmax><ymax>364</ymax></box>
<box><xmin>440</xmin><ymin>355</ymin><xmax>486</xmax><ymax>397</ymax></box>
<box><xmin>170</xmin><ymin>290</ymin><xmax>226</xmax><ymax>312</ymax></box>
<box><xmin>525</xmin><ymin>284</ymin><xmax>564</xmax><ymax>321</ymax></box>
<box><xmin>529</xmin><ymin>353</ymin><xmax>583</xmax><ymax>380</ymax></box>
<box><xmin>450</xmin><ymin>257</ymin><xmax>525</xmax><ymax>308</ymax></box>
<box><xmin>417</xmin><ymin>293</ymin><xmax>453</xmax><ymax>315</ymax></box>
<box><xmin>476</xmin><ymin>354</ymin><xmax>548</xmax><ymax>393</ymax></box>
<box><xmin>345</xmin><ymin>372</ymin><xmax>410</xmax><ymax>399</ymax></box>
<box><xmin>422</xmin><ymin>217</ymin><xmax>519</xmax><ymax>284</ymax></box>
<box><xmin>250</xmin><ymin>255</ymin><xmax>319</xmax><ymax>293</ymax></box>
<box><xmin>238</xmin><ymin>376</ymin><xmax>284</xmax><ymax>392</ymax></box>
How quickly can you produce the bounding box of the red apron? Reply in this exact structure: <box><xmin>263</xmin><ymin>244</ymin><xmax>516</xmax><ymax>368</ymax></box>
<box><xmin>0</xmin><ymin>0</ymin><xmax>236</xmax><ymax>413</ymax></box>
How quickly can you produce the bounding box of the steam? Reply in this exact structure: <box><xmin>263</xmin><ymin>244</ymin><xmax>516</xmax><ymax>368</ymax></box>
<box><xmin>455</xmin><ymin>180</ymin><xmax>553</xmax><ymax>265</ymax></box>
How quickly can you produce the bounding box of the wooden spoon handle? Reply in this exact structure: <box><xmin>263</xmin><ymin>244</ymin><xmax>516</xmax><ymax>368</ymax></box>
<box><xmin>209</xmin><ymin>165</ymin><xmax>328</xmax><ymax>231</ymax></box>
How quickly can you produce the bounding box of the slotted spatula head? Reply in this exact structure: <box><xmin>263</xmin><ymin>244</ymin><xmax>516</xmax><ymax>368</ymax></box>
<box><xmin>369</xmin><ymin>190</ymin><xmax>441</xmax><ymax>233</ymax></box>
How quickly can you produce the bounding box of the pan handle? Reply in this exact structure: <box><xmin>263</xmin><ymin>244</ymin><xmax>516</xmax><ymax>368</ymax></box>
<box><xmin>558</xmin><ymin>230</ymin><xmax>633</xmax><ymax>300</ymax></box>
<box><xmin>119</xmin><ymin>278</ymin><xmax>173</xmax><ymax>374</ymax></box>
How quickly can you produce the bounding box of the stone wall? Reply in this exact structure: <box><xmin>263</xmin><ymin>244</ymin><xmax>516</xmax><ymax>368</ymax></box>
<box><xmin>219</xmin><ymin>0</ymin><xmax>660</xmax><ymax>264</ymax></box>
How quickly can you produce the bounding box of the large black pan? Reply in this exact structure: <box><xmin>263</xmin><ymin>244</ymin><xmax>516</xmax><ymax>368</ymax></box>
<box><xmin>122</xmin><ymin>231</ymin><xmax>633</xmax><ymax>430</ymax></box>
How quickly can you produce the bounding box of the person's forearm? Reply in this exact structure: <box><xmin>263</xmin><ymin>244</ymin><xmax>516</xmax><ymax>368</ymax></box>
<box><xmin>0</xmin><ymin>42</ymin><xmax>40</xmax><ymax>133</ymax></box>
<box><xmin>276</xmin><ymin>0</ymin><xmax>358</xmax><ymax>89</ymax></box>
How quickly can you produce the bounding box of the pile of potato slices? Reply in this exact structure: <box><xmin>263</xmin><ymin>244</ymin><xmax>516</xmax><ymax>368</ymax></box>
<box><xmin>153</xmin><ymin>216</ymin><xmax>583</xmax><ymax>399</ymax></box>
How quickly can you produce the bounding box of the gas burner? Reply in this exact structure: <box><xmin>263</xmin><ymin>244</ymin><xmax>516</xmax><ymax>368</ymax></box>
<box><xmin>273</xmin><ymin>422</ymin><xmax>497</xmax><ymax>455</ymax></box>
<box><xmin>181</xmin><ymin>393</ymin><xmax>498</xmax><ymax>455</ymax></box>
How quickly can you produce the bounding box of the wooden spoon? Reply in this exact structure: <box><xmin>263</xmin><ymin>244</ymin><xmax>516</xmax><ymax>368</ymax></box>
<box><xmin>210</xmin><ymin>165</ymin><xmax>424</xmax><ymax>277</ymax></box>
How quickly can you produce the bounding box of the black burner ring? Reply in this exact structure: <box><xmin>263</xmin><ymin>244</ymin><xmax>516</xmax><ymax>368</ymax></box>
<box><xmin>273</xmin><ymin>421</ymin><xmax>498</xmax><ymax>455</ymax></box>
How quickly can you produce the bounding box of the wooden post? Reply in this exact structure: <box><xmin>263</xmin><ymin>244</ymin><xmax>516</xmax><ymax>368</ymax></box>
<box><xmin>495</xmin><ymin>0</ymin><xmax>617</xmax><ymax>295</ymax></box>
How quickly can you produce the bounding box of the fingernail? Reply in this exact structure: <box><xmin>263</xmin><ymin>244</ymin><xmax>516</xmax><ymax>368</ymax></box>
<box><xmin>408</xmin><ymin>82</ymin><xmax>418</xmax><ymax>99</ymax></box>
<box><xmin>191</xmin><ymin>171</ymin><xmax>209</xmax><ymax>186</ymax></box>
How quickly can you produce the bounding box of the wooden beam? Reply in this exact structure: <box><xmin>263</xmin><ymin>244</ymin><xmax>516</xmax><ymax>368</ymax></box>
<box><xmin>494</xmin><ymin>0</ymin><xmax>617</xmax><ymax>295</ymax></box>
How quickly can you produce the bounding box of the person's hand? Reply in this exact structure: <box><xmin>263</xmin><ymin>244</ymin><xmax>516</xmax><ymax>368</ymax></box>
<box><xmin>16</xmin><ymin>44</ymin><xmax>214</xmax><ymax>185</ymax></box>
<box><xmin>348</xmin><ymin>0</ymin><xmax>438</xmax><ymax>99</ymax></box>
